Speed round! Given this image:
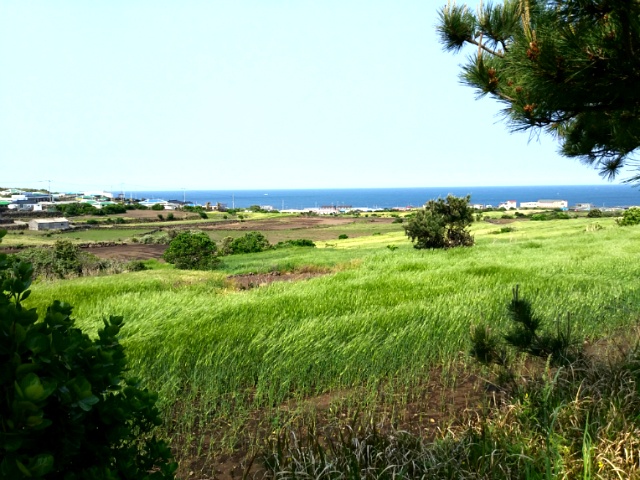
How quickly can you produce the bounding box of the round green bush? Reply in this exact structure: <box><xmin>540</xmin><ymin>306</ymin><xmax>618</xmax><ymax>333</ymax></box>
<box><xmin>163</xmin><ymin>231</ymin><xmax>219</xmax><ymax>269</ymax></box>
<box><xmin>618</xmin><ymin>207</ymin><xmax>640</xmax><ymax>226</ymax></box>
<box><xmin>229</xmin><ymin>232</ymin><xmax>271</xmax><ymax>254</ymax></box>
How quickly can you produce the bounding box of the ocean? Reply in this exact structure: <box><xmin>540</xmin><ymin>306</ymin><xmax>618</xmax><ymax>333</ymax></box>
<box><xmin>131</xmin><ymin>185</ymin><xmax>640</xmax><ymax>210</ymax></box>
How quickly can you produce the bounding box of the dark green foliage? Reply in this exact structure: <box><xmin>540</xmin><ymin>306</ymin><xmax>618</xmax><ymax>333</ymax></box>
<box><xmin>274</xmin><ymin>239</ymin><xmax>316</xmax><ymax>249</ymax></box>
<box><xmin>55</xmin><ymin>203</ymin><xmax>100</xmax><ymax>216</ymax></box>
<box><xmin>471</xmin><ymin>286</ymin><xmax>579</xmax><ymax>367</ymax></box>
<box><xmin>338</xmin><ymin>234</ymin><xmax>349</xmax><ymax>240</ymax></box>
<box><xmin>163</xmin><ymin>231</ymin><xmax>219</xmax><ymax>269</ymax></box>
<box><xmin>126</xmin><ymin>203</ymin><xmax>148</xmax><ymax>210</ymax></box>
<box><xmin>166</xmin><ymin>213</ymin><xmax>175</xmax><ymax>221</ymax></box>
<box><xmin>151</xmin><ymin>204</ymin><xmax>165</xmax><ymax>211</ymax></box>
<box><xmin>0</xmin><ymin>230</ymin><xmax>176</xmax><ymax>479</ymax></box>
<box><xmin>587</xmin><ymin>208</ymin><xmax>603</xmax><ymax>217</ymax></box>
<box><xmin>228</xmin><ymin>232</ymin><xmax>271</xmax><ymax>254</ymax></box>
<box><xmin>219</xmin><ymin>236</ymin><xmax>234</xmax><ymax>256</ymax></box>
<box><xmin>491</xmin><ymin>226</ymin><xmax>516</xmax><ymax>234</ymax></box>
<box><xmin>392</xmin><ymin>217</ymin><xmax>404</xmax><ymax>223</ymax></box>
<box><xmin>438</xmin><ymin>1</ymin><xmax>640</xmax><ymax>182</ymax></box>
<box><xmin>182</xmin><ymin>205</ymin><xmax>204</xmax><ymax>213</ymax></box>
<box><xmin>469</xmin><ymin>325</ymin><xmax>507</xmax><ymax>366</ymax></box>
<box><xmin>124</xmin><ymin>260</ymin><xmax>148</xmax><ymax>272</ymax></box>
<box><xmin>530</xmin><ymin>213</ymin><xmax>549</xmax><ymax>221</ymax></box>
<box><xmin>198</xmin><ymin>211</ymin><xmax>208</xmax><ymax>219</ymax></box>
<box><xmin>531</xmin><ymin>211</ymin><xmax>573</xmax><ymax>221</ymax></box>
<box><xmin>101</xmin><ymin>204</ymin><xmax>126</xmax><ymax>215</ymax></box>
<box><xmin>15</xmin><ymin>241</ymin><xmax>107</xmax><ymax>279</ymax></box>
<box><xmin>403</xmin><ymin>195</ymin><xmax>474</xmax><ymax>249</ymax></box>
<box><xmin>617</xmin><ymin>207</ymin><xmax>640</xmax><ymax>226</ymax></box>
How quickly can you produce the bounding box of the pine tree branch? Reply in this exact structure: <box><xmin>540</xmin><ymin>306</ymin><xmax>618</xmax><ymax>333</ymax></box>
<box><xmin>466</xmin><ymin>37</ymin><xmax>506</xmax><ymax>58</ymax></box>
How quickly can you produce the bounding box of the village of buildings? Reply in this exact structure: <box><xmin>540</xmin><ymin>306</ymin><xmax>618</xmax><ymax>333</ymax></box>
<box><xmin>0</xmin><ymin>187</ymin><xmax>621</xmax><ymax>232</ymax></box>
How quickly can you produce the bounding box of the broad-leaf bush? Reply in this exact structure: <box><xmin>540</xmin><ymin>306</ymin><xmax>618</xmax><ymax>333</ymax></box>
<box><xmin>0</xmin><ymin>230</ymin><xmax>176</xmax><ymax>479</ymax></box>
<box><xmin>163</xmin><ymin>231</ymin><xmax>219</xmax><ymax>269</ymax></box>
<box><xmin>404</xmin><ymin>195</ymin><xmax>474</xmax><ymax>249</ymax></box>
<box><xmin>16</xmin><ymin>240</ymin><xmax>113</xmax><ymax>279</ymax></box>
<box><xmin>228</xmin><ymin>231</ymin><xmax>271</xmax><ymax>254</ymax></box>
<box><xmin>617</xmin><ymin>207</ymin><xmax>640</xmax><ymax>226</ymax></box>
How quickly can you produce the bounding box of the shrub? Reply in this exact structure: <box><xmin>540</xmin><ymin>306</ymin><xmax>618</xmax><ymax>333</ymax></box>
<box><xmin>0</xmin><ymin>230</ymin><xmax>176</xmax><ymax>479</ymax></box>
<box><xmin>392</xmin><ymin>217</ymin><xmax>404</xmax><ymax>223</ymax></box>
<box><xmin>491</xmin><ymin>226</ymin><xmax>515</xmax><ymax>234</ymax></box>
<box><xmin>587</xmin><ymin>208</ymin><xmax>603</xmax><ymax>218</ymax></box>
<box><xmin>274</xmin><ymin>239</ymin><xmax>316</xmax><ymax>249</ymax></box>
<box><xmin>86</xmin><ymin>219</ymin><xmax>99</xmax><ymax>225</ymax></box>
<box><xmin>617</xmin><ymin>207</ymin><xmax>640</xmax><ymax>226</ymax></box>
<box><xmin>529</xmin><ymin>213</ymin><xmax>548</xmax><ymax>221</ymax></box>
<box><xmin>102</xmin><ymin>204</ymin><xmax>126</xmax><ymax>215</ymax></box>
<box><xmin>139</xmin><ymin>232</ymin><xmax>171</xmax><ymax>245</ymax></box>
<box><xmin>151</xmin><ymin>203</ymin><xmax>165</xmax><ymax>211</ymax></box>
<box><xmin>55</xmin><ymin>203</ymin><xmax>100</xmax><ymax>216</ymax></box>
<box><xmin>338</xmin><ymin>234</ymin><xmax>349</xmax><ymax>240</ymax></box>
<box><xmin>16</xmin><ymin>240</ymin><xmax>83</xmax><ymax>279</ymax></box>
<box><xmin>125</xmin><ymin>260</ymin><xmax>148</xmax><ymax>272</ymax></box>
<box><xmin>157</xmin><ymin>214</ymin><xmax>164</xmax><ymax>221</ymax></box>
<box><xmin>470</xmin><ymin>286</ymin><xmax>579</xmax><ymax>368</ymax></box>
<box><xmin>219</xmin><ymin>236</ymin><xmax>234</xmax><ymax>256</ymax></box>
<box><xmin>163</xmin><ymin>231</ymin><xmax>219</xmax><ymax>269</ymax></box>
<box><xmin>166</xmin><ymin>213</ymin><xmax>175</xmax><ymax>221</ymax></box>
<box><xmin>404</xmin><ymin>195</ymin><xmax>474</xmax><ymax>249</ymax></box>
<box><xmin>229</xmin><ymin>232</ymin><xmax>271</xmax><ymax>254</ymax></box>
<box><xmin>199</xmin><ymin>211</ymin><xmax>208</xmax><ymax>219</ymax></box>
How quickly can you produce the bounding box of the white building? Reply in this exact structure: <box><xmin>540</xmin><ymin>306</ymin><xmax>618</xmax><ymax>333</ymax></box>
<box><xmin>537</xmin><ymin>199</ymin><xmax>569</xmax><ymax>210</ymax></box>
<box><xmin>498</xmin><ymin>200</ymin><xmax>518</xmax><ymax>209</ymax></box>
<box><xmin>28</xmin><ymin>218</ymin><xmax>70</xmax><ymax>231</ymax></box>
<box><xmin>520</xmin><ymin>202</ymin><xmax>539</xmax><ymax>208</ymax></box>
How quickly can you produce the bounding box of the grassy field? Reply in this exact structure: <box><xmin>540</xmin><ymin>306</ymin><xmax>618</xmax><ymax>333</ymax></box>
<box><xmin>1</xmin><ymin>227</ymin><xmax>154</xmax><ymax>245</ymax></box>
<box><xmin>15</xmin><ymin>214</ymin><xmax>640</xmax><ymax>477</ymax></box>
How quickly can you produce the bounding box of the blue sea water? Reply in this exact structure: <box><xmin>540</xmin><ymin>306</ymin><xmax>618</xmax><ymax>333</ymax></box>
<box><xmin>133</xmin><ymin>185</ymin><xmax>640</xmax><ymax>210</ymax></box>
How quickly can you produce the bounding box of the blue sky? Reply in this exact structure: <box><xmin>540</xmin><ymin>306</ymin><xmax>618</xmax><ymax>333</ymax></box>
<box><xmin>0</xmin><ymin>0</ymin><xmax>623</xmax><ymax>192</ymax></box>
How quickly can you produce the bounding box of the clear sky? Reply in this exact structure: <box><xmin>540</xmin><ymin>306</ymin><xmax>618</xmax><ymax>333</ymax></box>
<box><xmin>0</xmin><ymin>0</ymin><xmax>626</xmax><ymax>192</ymax></box>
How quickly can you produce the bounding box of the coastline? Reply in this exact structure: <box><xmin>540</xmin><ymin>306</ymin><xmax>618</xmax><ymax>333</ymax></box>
<box><xmin>130</xmin><ymin>185</ymin><xmax>640</xmax><ymax>210</ymax></box>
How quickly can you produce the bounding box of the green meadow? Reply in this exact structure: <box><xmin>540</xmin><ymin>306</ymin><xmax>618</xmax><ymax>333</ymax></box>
<box><xmin>19</xmin><ymin>215</ymin><xmax>640</xmax><ymax>475</ymax></box>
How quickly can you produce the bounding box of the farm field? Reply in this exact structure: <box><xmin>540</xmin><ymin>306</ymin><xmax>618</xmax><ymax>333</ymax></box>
<box><xmin>15</xmin><ymin>213</ymin><xmax>640</xmax><ymax>478</ymax></box>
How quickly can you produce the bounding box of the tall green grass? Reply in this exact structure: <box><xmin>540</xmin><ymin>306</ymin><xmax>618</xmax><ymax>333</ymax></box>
<box><xmin>22</xmin><ymin>218</ymin><xmax>640</xmax><ymax>465</ymax></box>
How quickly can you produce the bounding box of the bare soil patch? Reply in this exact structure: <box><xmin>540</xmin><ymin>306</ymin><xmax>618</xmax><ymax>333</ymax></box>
<box><xmin>83</xmin><ymin>244</ymin><xmax>168</xmax><ymax>261</ymax></box>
